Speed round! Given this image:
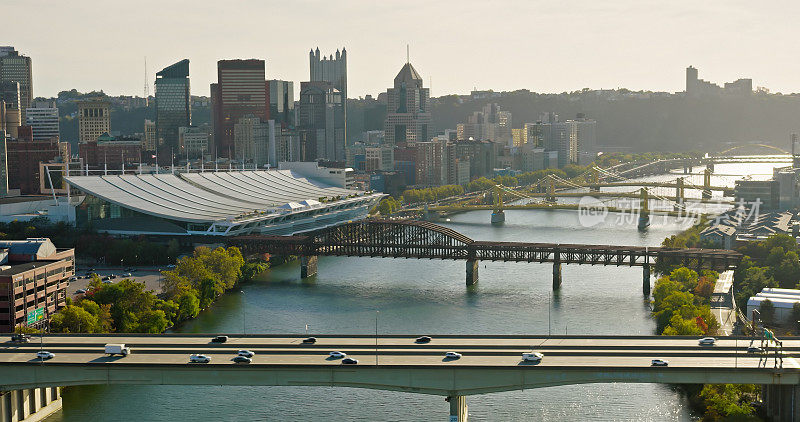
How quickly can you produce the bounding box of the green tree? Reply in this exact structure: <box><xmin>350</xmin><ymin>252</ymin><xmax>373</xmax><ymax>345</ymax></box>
<box><xmin>136</xmin><ymin>310</ymin><xmax>169</xmax><ymax>333</ymax></box>
<box><xmin>176</xmin><ymin>291</ymin><xmax>201</xmax><ymax>320</ymax></box>
<box><xmin>760</xmin><ymin>299</ymin><xmax>775</xmax><ymax>326</ymax></box>
<box><xmin>50</xmin><ymin>305</ymin><xmax>99</xmax><ymax>333</ymax></box>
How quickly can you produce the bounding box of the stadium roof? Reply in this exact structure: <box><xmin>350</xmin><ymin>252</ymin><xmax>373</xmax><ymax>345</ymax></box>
<box><xmin>65</xmin><ymin>170</ymin><xmax>360</xmax><ymax>224</ymax></box>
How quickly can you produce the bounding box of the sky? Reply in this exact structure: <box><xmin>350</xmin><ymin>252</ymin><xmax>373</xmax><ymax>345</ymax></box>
<box><xmin>6</xmin><ymin>0</ymin><xmax>800</xmax><ymax>98</ymax></box>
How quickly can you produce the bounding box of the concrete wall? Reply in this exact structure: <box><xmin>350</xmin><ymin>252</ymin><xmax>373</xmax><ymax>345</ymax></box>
<box><xmin>0</xmin><ymin>388</ymin><xmax>61</xmax><ymax>422</ymax></box>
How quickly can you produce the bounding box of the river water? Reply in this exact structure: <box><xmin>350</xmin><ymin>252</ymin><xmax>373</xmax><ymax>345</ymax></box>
<box><xmin>46</xmin><ymin>161</ymin><xmax>784</xmax><ymax>421</ymax></box>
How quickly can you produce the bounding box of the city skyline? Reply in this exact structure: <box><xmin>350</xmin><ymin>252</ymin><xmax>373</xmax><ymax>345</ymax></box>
<box><xmin>6</xmin><ymin>0</ymin><xmax>800</xmax><ymax>99</ymax></box>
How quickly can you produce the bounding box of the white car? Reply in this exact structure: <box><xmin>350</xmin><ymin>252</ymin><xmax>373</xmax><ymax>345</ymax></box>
<box><xmin>36</xmin><ymin>351</ymin><xmax>55</xmax><ymax>360</ymax></box>
<box><xmin>238</xmin><ymin>350</ymin><xmax>255</xmax><ymax>358</ymax></box>
<box><xmin>651</xmin><ymin>359</ymin><xmax>669</xmax><ymax>366</ymax></box>
<box><xmin>444</xmin><ymin>352</ymin><xmax>462</xmax><ymax>359</ymax></box>
<box><xmin>329</xmin><ymin>351</ymin><xmax>346</xmax><ymax>359</ymax></box>
<box><xmin>189</xmin><ymin>354</ymin><xmax>210</xmax><ymax>363</ymax></box>
<box><xmin>698</xmin><ymin>337</ymin><xmax>716</xmax><ymax>346</ymax></box>
<box><xmin>522</xmin><ymin>352</ymin><xmax>544</xmax><ymax>362</ymax></box>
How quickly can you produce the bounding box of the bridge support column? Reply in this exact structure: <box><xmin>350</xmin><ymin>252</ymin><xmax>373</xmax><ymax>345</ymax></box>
<box><xmin>643</xmin><ymin>265</ymin><xmax>651</xmax><ymax>296</ymax></box>
<box><xmin>553</xmin><ymin>256</ymin><xmax>562</xmax><ymax>290</ymax></box>
<box><xmin>447</xmin><ymin>395</ymin><xmax>468</xmax><ymax>422</ymax></box>
<box><xmin>762</xmin><ymin>384</ymin><xmax>800</xmax><ymax>422</ymax></box>
<box><xmin>0</xmin><ymin>388</ymin><xmax>62</xmax><ymax>422</ymax></box>
<box><xmin>300</xmin><ymin>255</ymin><xmax>318</xmax><ymax>279</ymax></box>
<box><xmin>466</xmin><ymin>260</ymin><xmax>478</xmax><ymax>286</ymax></box>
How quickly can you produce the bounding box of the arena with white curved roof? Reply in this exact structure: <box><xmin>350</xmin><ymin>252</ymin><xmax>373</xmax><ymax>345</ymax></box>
<box><xmin>64</xmin><ymin>170</ymin><xmax>384</xmax><ymax>237</ymax></box>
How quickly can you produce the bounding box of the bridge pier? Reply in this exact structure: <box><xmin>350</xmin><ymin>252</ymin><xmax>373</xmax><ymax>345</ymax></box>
<box><xmin>0</xmin><ymin>388</ymin><xmax>62</xmax><ymax>422</ymax></box>
<box><xmin>447</xmin><ymin>395</ymin><xmax>468</xmax><ymax>422</ymax></box>
<box><xmin>553</xmin><ymin>255</ymin><xmax>562</xmax><ymax>290</ymax></box>
<box><xmin>300</xmin><ymin>255</ymin><xmax>318</xmax><ymax>279</ymax></box>
<box><xmin>762</xmin><ymin>384</ymin><xmax>800</xmax><ymax>422</ymax></box>
<box><xmin>643</xmin><ymin>265</ymin><xmax>651</xmax><ymax>296</ymax></box>
<box><xmin>466</xmin><ymin>260</ymin><xmax>478</xmax><ymax>286</ymax></box>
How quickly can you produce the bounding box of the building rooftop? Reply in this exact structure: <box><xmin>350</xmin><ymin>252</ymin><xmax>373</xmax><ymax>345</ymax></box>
<box><xmin>64</xmin><ymin>170</ymin><xmax>361</xmax><ymax>224</ymax></box>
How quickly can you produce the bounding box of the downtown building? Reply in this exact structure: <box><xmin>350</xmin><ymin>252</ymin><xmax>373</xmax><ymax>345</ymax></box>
<box><xmin>211</xmin><ymin>59</ymin><xmax>269</xmax><ymax>159</ymax></box>
<box><xmin>77</xmin><ymin>99</ymin><xmax>110</xmax><ymax>143</ymax></box>
<box><xmin>25</xmin><ymin>100</ymin><xmax>59</xmax><ymax>141</ymax></box>
<box><xmin>383</xmin><ymin>61</ymin><xmax>432</xmax><ymax>146</ymax></box>
<box><xmin>310</xmin><ymin>47</ymin><xmax>347</xmax><ymax>139</ymax></box>
<box><xmin>155</xmin><ymin>59</ymin><xmax>191</xmax><ymax>164</ymax></box>
<box><xmin>297</xmin><ymin>81</ymin><xmax>345</xmax><ymax>162</ymax></box>
<box><xmin>0</xmin><ymin>47</ymin><xmax>32</xmax><ymax>120</ymax></box>
<box><xmin>268</xmin><ymin>80</ymin><xmax>294</xmax><ymax>126</ymax></box>
<box><xmin>0</xmin><ymin>238</ymin><xmax>74</xmax><ymax>333</ymax></box>
<box><xmin>456</xmin><ymin>103</ymin><xmax>513</xmax><ymax>145</ymax></box>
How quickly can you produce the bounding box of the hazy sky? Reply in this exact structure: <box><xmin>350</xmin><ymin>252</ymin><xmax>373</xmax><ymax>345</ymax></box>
<box><xmin>6</xmin><ymin>0</ymin><xmax>800</xmax><ymax>98</ymax></box>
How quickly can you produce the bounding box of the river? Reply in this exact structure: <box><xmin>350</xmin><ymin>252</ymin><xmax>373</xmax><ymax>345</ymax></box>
<box><xmin>46</xmin><ymin>160</ymin><xmax>783</xmax><ymax>421</ymax></box>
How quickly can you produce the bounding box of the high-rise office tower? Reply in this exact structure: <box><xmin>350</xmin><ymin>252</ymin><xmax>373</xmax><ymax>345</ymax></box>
<box><xmin>155</xmin><ymin>59</ymin><xmax>191</xmax><ymax>161</ymax></box>
<box><xmin>143</xmin><ymin>119</ymin><xmax>157</xmax><ymax>151</ymax></box>
<box><xmin>383</xmin><ymin>61</ymin><xmax>431</xmax><ymax>146</ymax></box>
<box><xmin>211</xmin><ymin>59</ymin><xmax>269</xmax><ymax>158</ymax></box>
<box><xmin>77</xmin><ymin>100</ymin><xmax>110</xmax><ymax>143</ymax></box>
<box><xmin>0</xmin><ymin>47</ymin><xmax>32</xmax><ymax>120</ymax></box>
<box><xmin>268</xmin><ymin>80</ymin><xmax>294</xmax><ymax>126</ymax></box>
<box><xmin>310</xmin><ymin>47</ymin><xmax>347</xmax><ymax>142</ymax></box>
<box><xmin>297</xmin><ymin>81</ymin><xmax>345</xmax><ymax>162</ymax></box>
<box><xmin>25</xmin><ymin>100</ymin><xmax>59</xmax><ymax>141</ymax></box>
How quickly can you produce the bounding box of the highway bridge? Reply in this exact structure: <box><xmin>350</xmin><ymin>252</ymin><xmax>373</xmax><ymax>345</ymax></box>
<box><xmin>1</xmin><ymin>334</ymin><xmax>799</xmax><ymax>421</ymax></box>
<box><xmin>228</xmin><ymin>220</ymin><xmax>742</xmax><ymax>294</ymax></box>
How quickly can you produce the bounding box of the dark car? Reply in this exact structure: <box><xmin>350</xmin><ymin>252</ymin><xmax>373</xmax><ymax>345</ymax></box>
<box><xmin>10</xmin><ymin>334</ymin><xmax>30</xmax><ymax>343</ymax></box>
<box><xmin>341</xmin><ymin>358</ymin><xmax>358</xmax><ymax>365</ymax></box>
<box><xmin>211</xmin><ymin>336</ymin><xmax>229</xmax><ymax>343</ymax></box>
<box><xmin>302</xmin><ymin>337</ymin><xmax>317</xmax><ymax>344</ymax></box>
<box><xmin>109</xmin><ymin>274</ymin><xmax>117</xmax><ymax>279</ymax></box>
<box><xmin>415</xmin><ymin>336</ymin><xmax>432</xmax><ymax>343</ymax></box>
<box><xmin>233</xmin><ymin>355</ymin><xmax>252</xmax><ymax>364</ymax></box>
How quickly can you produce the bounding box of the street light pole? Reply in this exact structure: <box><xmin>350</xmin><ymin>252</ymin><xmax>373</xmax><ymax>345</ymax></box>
<box><xmin>375</xmin><ymin>311</ymin><xmax>379</xmax><ymax>366</ymax></box>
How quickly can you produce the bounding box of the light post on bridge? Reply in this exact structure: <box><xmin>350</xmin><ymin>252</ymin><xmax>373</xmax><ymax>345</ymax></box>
<box><xmin>375</xmin><ymin>311</ymin><xmax>379</xmax><ymax>366</ymax></box>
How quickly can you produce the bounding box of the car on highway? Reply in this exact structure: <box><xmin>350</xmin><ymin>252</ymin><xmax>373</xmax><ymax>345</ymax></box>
<box><xmin>415</xmin><ymin>336</ymin><xmax>432</xmax><ymax>343</ymax></box>
<box><xmin>233</xmin><ymin>355</ymin><xmax>252</xmax><ymax>364</ymax></box>
<box><xmin>522</xmin><ymin>352</ymin><xmax>544</xmax><ymax>362</ymax></box>
<box><xmin>747</xmin><ymin>346</ymin><xmax>765</xmax><ymax>354</ymax></box>
<box><xmin>698</xmin><ymin>337</ymin><xmax>716</xmax><ymax>346</ymax></box>
<box><xmin>189</xmin><ymin>354</ymin><xmax>210</xmax><ymax>363</ymax></box>
<box><xmin>11</xmin><ymin>334</ymin><xmax>30</xmax><ymax>343</ymax></box>
<box><xmin>211</xmin><ymin>336</ymin><xmax>228</xmax><ymax>343</ymax></box>
<box><xmin>75</xmin><ymin>289</ymin><xmax>87</xmax><ymax>294</ymax></box>
<box><xmin>302</xmin><ymin>337</ymin><xmax>317</xmax><ymax>344</ymax></box>
<box><xmin>341</xmin><ymin>358</ymin><xmax>358</xmax><ymax>365</ymax></box>
<box><xmin>238</xmin><ymin>350</ymin><xmax>255</xmax><ymax>358</ymax></box>
<box><xmin>36</xmin><ymin>351</ymin><xmax>55</xmax><ymax>360</ymax></box>
<box><xmin>329</xmin><ymin>351</ymin><xmax>346</xmax><ymax>359</ymax></box>
<box><xmin>651</xmin><ymin>359</ymin><xmax>669</xmax><ymax>366</ymax></box>
<box><xmin>444</xmin><ymin>352</ymin><xmax>462</xmax><ymax>359</ymax></box>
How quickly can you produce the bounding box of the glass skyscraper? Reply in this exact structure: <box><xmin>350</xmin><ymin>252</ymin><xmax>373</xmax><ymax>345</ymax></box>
<box><xmin>155</xmin><ymin>59</ymin><xmax>190</xmax><ymax>162</ymax></box>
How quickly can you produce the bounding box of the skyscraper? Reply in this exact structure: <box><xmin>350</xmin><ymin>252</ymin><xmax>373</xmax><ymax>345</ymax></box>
<box><xmin>0</xmin><ymin>47</ymin><xmax>32</xmax><ymax>120</ymax></box>
<box><xmin>25</xmin><ymin>100</ymin><xmax>59</xmax><ymax>141</ymax></box>
<box><xmin>77</xmin><ymin>100</ymin><xmax>110</xmax><ymax>143</ymax></box>
<box><xmin>310</xmin><ymin>48</ymin><xmax>347</xmax><ymax>142</ymax></box>
<box><xmin>297</xmin><ymin>81</ymin><xmax>345</xmax><ymax>162</ymax></box>
<box><xmin>383</xmin><ymin>61</ymin><xmax>431</xmax><ymax>146</ymax></box>
<box><xmin>211</xmin><ymin>59</ymin><xmax>269</xmax><ymax>158</ymax></box>
<box><xmin>268</xmin><ymin>80</ymin><xmax>294</xmax><ymax>125</ymax></box>
<box><xmin>155</xmin><ymin>59</ymin><xmax>191</xmax><ymax>162</ymax></box>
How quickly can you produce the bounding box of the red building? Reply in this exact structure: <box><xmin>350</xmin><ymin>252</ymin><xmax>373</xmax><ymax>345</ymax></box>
<box><xmin>78</xmin><ymin>133</ymin><xmax>142</xmax><ymax>169</ymax></box>
<box><xmin>0</xmin><ymin>238</ymin><xmax>74</xmax><ymax>333</ymax></box>
<box><xmin>6</xmin><ymin>138</ymin><xmax>64</xmax><ymax>194</ymax></box>
<box><xmin>211</xmin><ymin>59</ymin><xmax>269</xmax><ymax>158</ymax></box>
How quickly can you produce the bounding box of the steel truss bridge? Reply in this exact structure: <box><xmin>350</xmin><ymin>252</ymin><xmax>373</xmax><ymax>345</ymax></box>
<box><xmin>228</xmin><ymin>219</ymin><xmax>742</xmax><ymax>293</ymax></box>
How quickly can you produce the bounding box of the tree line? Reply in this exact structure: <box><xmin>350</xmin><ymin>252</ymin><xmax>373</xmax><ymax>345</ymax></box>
<box><xmin>51</xmin><ymin>247</ymin><xmax>267</xmax><ymax>333</ymax></box>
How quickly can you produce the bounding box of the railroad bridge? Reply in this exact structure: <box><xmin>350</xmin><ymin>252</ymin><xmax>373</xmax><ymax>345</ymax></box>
<box><xmin>228</xmin><ymin>219</ymin><xmax>742</xmax><ymax>294</ymax></box>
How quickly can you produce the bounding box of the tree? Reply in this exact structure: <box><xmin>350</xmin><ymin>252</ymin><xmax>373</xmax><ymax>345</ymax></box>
<box><xmin>136</xmin><ymin>310</ymin><xmax>169</xmax><ymax>333</ymax></box>
<box><xmin>792</xmin><ymin>303</ymin><xmax>800</xmax><ymax>332</ymax></box>
<box><xmin>662</xmin><ymin>313</ymin><xmax>703</xmax><ymax>336</ymax></box>
<box><xmin>694</xmin><ymin>277</ymin><xmax>715</xmax><ymax>299</ymax></box>
<box><xmin>50</xmin><ymin>305</ymin><xmax>99</xmax><ymax>333</ymax></box>
<box><xmin>176</xmin><ymin>291</ymin><xmax>200</xmax><ymax>320</ymax></box>
<box><xmin>760</xmin><ymin>299</ymin><xmax>776</xmax><ymax>326</ymax></box>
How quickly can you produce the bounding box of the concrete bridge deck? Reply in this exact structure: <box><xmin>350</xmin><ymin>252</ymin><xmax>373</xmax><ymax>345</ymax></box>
<box><xmin>3</xmin><ymin>334</ymin><xmax>799</xmax><ymax>421</ymax></box>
